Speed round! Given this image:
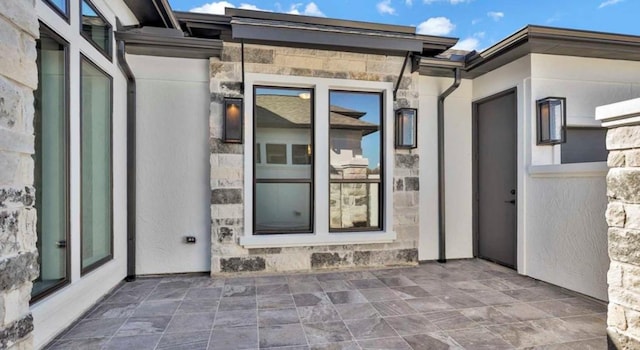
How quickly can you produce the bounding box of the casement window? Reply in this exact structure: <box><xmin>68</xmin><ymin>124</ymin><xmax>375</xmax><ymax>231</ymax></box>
<box><xmin>43</xmin><ymin>0</ymin><xmax>70</xmax><ymax>20</ymax></box>
<box><xmin>80</xmin><ymin>55</ymin><xmax>113</xmax><ymax>274</ymax></box>
<box><xmin>80</xmin><ymin>0</ymin><xmax>112</xmax><ymax>59</ymax></box>
<box><xmin>561</xmin><ymin>127</ymin><xmax>607</xmax><ymax>164</ymax></box>
<box><xmin>244</xmin><ymin>74</ymin><xmax>395</xmax><ymax>247</ymax></box>
<box><xmin>32</xmin><ymin>24</ymin><xmax>70</xmax><ymax>301</ymax></box>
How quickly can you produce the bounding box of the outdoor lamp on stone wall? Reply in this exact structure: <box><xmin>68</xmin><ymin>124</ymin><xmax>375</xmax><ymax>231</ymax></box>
<box><xmin>536</xmin><ymin>97</ymin><xmax>566</xmax><ymax>145</ymax></box>
<box><xmin>223</xmin><ymin>97</ymin><xmax>243</xmax><ymax>143</ymax></box>
<box><xmin>395</xmin><ymin>108</ymin><xmax>418</xmax><ymax>149</ymax></box>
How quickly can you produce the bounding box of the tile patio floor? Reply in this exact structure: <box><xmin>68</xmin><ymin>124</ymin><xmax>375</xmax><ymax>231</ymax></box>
<box><xmin>45</xmin><ymin>259</ymin><xmax>607</xmax><ymax>350</ymax></box>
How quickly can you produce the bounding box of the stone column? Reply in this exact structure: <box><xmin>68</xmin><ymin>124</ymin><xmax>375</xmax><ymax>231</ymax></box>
<box><xmin>0</xmin><ymin>1</ymin><xmax>39</xmax><ymax>349</ymax></box>
<box><xmin>597</xmin><ymin>99</ymin><xmax>640</xmax><ymax>349</ymax></box>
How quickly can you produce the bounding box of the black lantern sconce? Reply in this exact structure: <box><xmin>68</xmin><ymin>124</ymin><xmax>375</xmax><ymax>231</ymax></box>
<box><xmin>223</xmin><ymin>97</ymin><xmax>243</xmax><ymax>143</ymax></box>
<box><xmin>536</xmin><ymin>97</ymin><xmax>566</xmax><ymax>145</ymax></box>
<box><xmin>395</xmin><ymin>108</ymin><xmax>418</xmax><ymax>149</ymax></box>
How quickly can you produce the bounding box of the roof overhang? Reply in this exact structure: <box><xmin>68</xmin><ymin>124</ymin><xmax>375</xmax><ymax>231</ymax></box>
<box><xmin>115</xmin><ymin>30</ymin><xmax>223</xmax><ymax>59</ymax></box>
<box><xmin>123</xmin><ymin>0</ymin><xmax>180</xmax><ymax>28</ymax></box>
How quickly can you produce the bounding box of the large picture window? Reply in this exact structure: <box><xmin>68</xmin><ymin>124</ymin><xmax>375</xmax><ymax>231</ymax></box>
<box><xmin>32</xmin><ymin>24</ymin><xmax>70</xmax><ymax>301</ymax></box>
<box><xmin>254</xmin><ymin>87</ymin><xmax>314</xmax><ymax>233</ymax></box>
<box><xmin>80</xmin><ymin>56</ymin><xmax>113</xmax><ymax>274</ymax></box>
<box><xmin>329</xmin><ymin>91</ymin><xmax>383</xmax><ymax>231</ymax></box>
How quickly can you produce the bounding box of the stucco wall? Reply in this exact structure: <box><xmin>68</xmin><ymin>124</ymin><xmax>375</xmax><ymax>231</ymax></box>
<box><xmin>128</xmin><ymin>55</ymin><xmax>211</xmax><ymax>275</ymax></box>
<box><xmin>418</xmin><ymin>76</ymin><xmax>473</xmax><ymax>260</ymax></box>
<box><xmin>0</xmin><ymin>1</ymin><xmax>39</xmax><ymax>348</ymax></box>
<box><xmin>209</xmin><ymin>43</ymin><xmax>420</xmax><ymax>274</ymax></box>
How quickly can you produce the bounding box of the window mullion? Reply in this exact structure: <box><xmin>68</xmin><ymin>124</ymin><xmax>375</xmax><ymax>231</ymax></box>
<box><xmin>315</xmin><ymin>86</ymin><xmax>330</xmax><ymax>236</ymax></box>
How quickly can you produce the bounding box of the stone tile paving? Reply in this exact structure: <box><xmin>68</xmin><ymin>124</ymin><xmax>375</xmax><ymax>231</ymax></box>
<box><xmin>44</xmin><ymin>259</ymin><xmax>607</xmax><ymax>349</ymax></box>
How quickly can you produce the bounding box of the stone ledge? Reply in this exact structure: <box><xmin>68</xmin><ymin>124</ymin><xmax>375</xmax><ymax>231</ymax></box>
<box><xmin>0</xmin><ymin>313</ymin><xmax>33</xmax><ymax>349</ymax></box>
<box><xmin>0</xmin><ymin>252</ymin><xmax>38</xmax><ymax>292</ymax></box>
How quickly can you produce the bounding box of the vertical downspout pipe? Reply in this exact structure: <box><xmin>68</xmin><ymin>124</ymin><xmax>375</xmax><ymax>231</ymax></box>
<box><xmin>437</xmin><ymin>68</ymin><xmax>461</xmax><ymax>263</ymax></box>
<box><xmin>116</xmin><ymin>39</ymin><xmax>137</xmax><ymax>281</ymax></box>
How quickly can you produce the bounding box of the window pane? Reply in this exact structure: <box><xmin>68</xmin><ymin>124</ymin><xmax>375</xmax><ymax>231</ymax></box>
<box><xmin>81</xmin><ymin>0</ymin><xmax>111</xmax><ymax>57</ymax></box>
<box><xmin>329</xmin><ymin>91</ymin><xmax>382</xmax><ymax>231</ymax></box>
<box><xmin>81</xmin><ymin>57</ymin><xmax>112</xmax><ymax>271</ymax></box>
<box><xmin>45</xmin><ymin>0</ymin><xmax>67</xmax><ymax>16</ymax></box>
<box><xmin>256</xmin><ymin>183</ymin><xmax>312</xmax><ymax>232</ymax></box>
<box><xmin>330</xmin><ymin>183</ymin><xmax>380</xmax><ymax>229</ymax></box>
<box><xmin>32</xmin><ymin>28</ymin><xmax>68</xmax><ymax>298</ymax></box>
<box><xmin>561</xmin><ymin>127</ymin><xmax>607</xmax><ymax>164</ymax></box>
<box><xmin>255</xmin><ymin>87</ymin><xmax>313</xmax><ymax>233</ymax></box>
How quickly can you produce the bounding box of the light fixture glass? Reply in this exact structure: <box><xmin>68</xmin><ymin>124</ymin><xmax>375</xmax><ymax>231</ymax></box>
<box><xmin>536</xmin><ymin>97</ymin><xmax>566</xmax><ymax>145</ymax></box>
<box><xmin>395</xmin><ymin>108</ymin><xmax>417</xmax><ymax>149</ymax></box>
<box><xmin>223</xmin><ymin>97</ymin><xmax>243</xmax><ymax>143</ymax></box>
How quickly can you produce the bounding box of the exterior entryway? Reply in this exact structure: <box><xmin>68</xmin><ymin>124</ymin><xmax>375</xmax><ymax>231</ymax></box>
<box><xmin>474</xmin><ymin>89</ymin><xmax>517</xmax><ymax>269</ymax></box>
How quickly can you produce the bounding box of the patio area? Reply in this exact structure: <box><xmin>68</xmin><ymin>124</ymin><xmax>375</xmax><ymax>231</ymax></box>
<box><xmin>44</xmin><ymin>259</ymin><xmax>607</xmax><ymax>350</ymax></box>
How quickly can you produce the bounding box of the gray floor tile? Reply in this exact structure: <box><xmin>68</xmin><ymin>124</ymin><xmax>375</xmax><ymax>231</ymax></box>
<box><xmin>255</xmin><ymin>275</ymin><xmax>288</xmax><ymax>285</ymax></box>
<box><xmin>133</xmin><ymin>300</ymin><xmax>181</xmax><ymax>317</ymax></box>
<box><xmin>502</xmin><ymin>286</ymin><xmax>571</xmax><ymax>302</ymax></box>
<box><xmin>260</xmin><ymin>323</ymin><xmax>308</xmax><ymax>348</ymax></box>
<box><xmin>294</xmin><ymin>292</ymin><xmax>332</xmax><ymax>307</ymax></box>
<box><xmin>176</xmin><ymin>299</ymin><xmax>219</xmax><ymax>314</ymax></box>
<box><xmin>487</xmin><ymin>321</ymin><xmax>562</xmax><ymax>348</ymax></box>
<box><xmin>360</xmin><ymin>288</ymin><xmax>401</xmax><ymax>302</ymax></box>
<box><xmin>224</xmin><ymin>277</ymin><xmax>256</xmax><ymax>286</ymax></box>
<box><xmin>358</xmin><ymin>337</ymin><xmax>412</xmax><ymax>350</ymax></box>
<box><xmin>166</xmin><ymin>313</ymin><xmax>216</xmax><ymax>333</ymax></box>
<box><xmin>528</xmin><ymin>337</ymin><xmax>607</xmax><ymax>349</ymax></box>
<box><xmin>529</xmin><ymin>298</ymin><xmax>605</xmax><ymax>317</ymax></box>
<box><xmin>259</xmin><ymin>308</ymin><xmax>300</xmax><ymax>326</ymax></box>
<box><xmin>371</xmin><ymin>300</ymin><xmax>417</xmax><ymax>317</ymax></box>
<box><xmin>350</xmin><ymin>279</ymin><xmax>387</xmax><ymax>289</ymax></box>
<box><xmin>344</xmin><ymin>317</ymin><xmax>397</xmax><ymax>340</ymax></box>
<box><xmin>45</xmin><ymin>338</ymin><xmax>109</xmax><ymax>349</ymax></box>
<box><xmin>459</xmin><ymin>306</ymin><xmax>520</xmax><ymax>326</ymax></box>
<box><xmin>426</xmin><ymin>310</ymin><xmax>479</xmax><ymax>331</ymax></box>
<box><xmin>258</xmin><ymin>283</ymin><xmax>292</xmax><ymax>296</ymax></box>
<box><xmin>298</xmin><ymin>304</ymin><xmax>342</xmax><ymax>324</ymax></box>
<box><xmin>191</xmin><ymin>277</ymin><xmax>226</xmax><ymax>288</ymax></box>
<box><xmin>215</xmin><ymin>309</ymin><xmax>258</xmax><ymax>328</ymax></box>
<box><xmin>414</xmin><ymin>281</ymin><xmax>455</xmax><ymax>296</ymax></box>
<box><xmin>104</xmin><ymin>334</ymin><xmax>161</xmax><ymax>350</ymax></box>
<box><xmin>116</xmin><ymin>316</ymin><xmax>171</xmax><ymax>336</ymax></box>
<box><xmin>61</xmin><ymin>318</ymin><xmax>127</xmax><ymax>339</ymax></box>
<box><xmin>319</xmin><ymin>280</ymin><xmax>356</xmax><ymax>292</ymax></box>
<box><xmin>223</xmin><ymin>284</ymin><xmax>256</xmax><ymax>297</ymax></box>
<box><xmin>157</xmin><ymin>280</ymin><xmax>193</xmax><ymax>289</ymax></box>
<box><xmin>118</xmin><ymin>280</ymin><xmax>160</xmax><ymax>292</ymax></box>
<box><xmin>288</xmin><ymin>274</ymin><xmax>320</xmax><ymax>284</ymax></box>
<box><xmin>391</xmin><ymin>286</ymin><xmax>430</xmax><ymax>299</ymax></box>
<box><xmin>259</xmin><ymin>294</ymin><xmax>296</xmax><ymax>309</ymax></box>
<box><xmin>315</xmin><ymin>272</ymin><xmax>347</xmax><ymax>282</ymax></box>
<box><xmin>326</xmin><ymin>291</ymin><xmax>368</xmax><ymax>305</ymax></box>
<box><xmin>219</xmin><ymin>296</ymin><xmax>257</xmax><ymax>311</ymax></box>
<box><xmin>290</xmin><ymin>282</ymin><xmax>324</xmax><ymax>294</ymax></box>
<box><xmin>343</xmin><ymin>271</ymin><xmax>376</xmax><ymax>280</ymax></box>
<box><xmin>402</xmin><ymin>332</ymin><xmax>462</xmax><ymax>350</ymax></box>
<box><xmin>493</xmin><ymin>303</ymin><xmax>553</xmax><ymax>321</ymax></box>
<box><xmin>468</xmin><ymin>290</ymin><xmax>519</xmax><ymax>306</ymax></box>
<box><xmin>147</xmin><ymin>288</ymin><xmax>188</xmax><ymax>301</ymax></box>
<box><xmin>84</xmin><ymin>302</ymin><xmax>137</xmax><ymax>319</ymax></box>
<box><xmin>335</xmin><ymin>303</ymin><xmax>380</xmax><ymax>320</ymax></box>
<box><xmin>303</xmin><ymin>321</ymin><xmax>352</xmax><ymax>345</ymax></box>
<box><xmin>186</xmin><ymin>287</ymin><xmax>223</xmax><ymax>300</ymax></box>
<box><xmin>210</xmin><ymin>325</ymin><xmax>258</xmax><ymax>350</ymax></box>
<box><xmin>437</xmin><ymin>293</ymin><xmax>485</xmax><ymax>309</ymax></box>
<box><xmin>309</xmin><ymin>341</ymin><xmax>359</xmax><ymax>350</ymax></box>
<box><xmin>106</xmin><ymin>290</ymin><xmax>150</xmax><ymax>304</ymax></box>
<box><xmin>384</xmin><ymin>314</ymin><xmax>439</xmax><ymax>336</ymax></box>
<box><xmin>447</xmin><ymin>327</ymin><xmax>512</xmax><ymax>349</ymax></box>
<box><xmin>378</xmin><ymin>276</ymin><xmax>417</xmax><ymax>288</ymax></box>
<box><xmin>448</xmin><ymin>280</ymin><xmax>493</xmax><ymax>293</ymax></box>
<box><xmin>157</xmin><ymin>331</ymin><xmax>211</xmax><ymax>350</ymax></box>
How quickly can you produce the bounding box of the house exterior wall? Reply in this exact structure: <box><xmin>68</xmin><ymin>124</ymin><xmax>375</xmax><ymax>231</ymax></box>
<box><xmin>418</xmin><ymin>76</ymin><xmax>473</xmax><ymax>260</ymax></box>
<box><xmin>209</xmin><ymin>43</ymin><xmax>420</xmax><ymax>274</ymax></box>
<box><xmin>127</xmin><ymin>55</ymin><xmax>211</xmax><ymax>275</ymax></box>
<box><xmin>0</xmin><ymin>1</ymin><xmax>39</xmax><ymax>348</ymax></box>
<box><xmin>30</xmin><ymin>1</ymin><xmax>137</xmax><ymax>347</ymax></box>
<box><xmin>597</xmin><ymin>98</ymin><xmax>640</xmax><ymax>348</ymax></box>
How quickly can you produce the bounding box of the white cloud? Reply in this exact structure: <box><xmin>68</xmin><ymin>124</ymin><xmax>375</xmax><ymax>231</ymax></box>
<box><xmin>190</xmin><ymin>1</ymin><xmax>235</xmax><ymax>14</ymax></box>
<box><xmin>487</xmin><ymin>11</ymin><xmax>504</xmax><ymax>21</ymax></box>
<box><xmin>288</xmin><ymin>2</ymin><xmax>325</xmax><ymax>16</ymax></box>
<box><xmin>417</xmin><ymin>17</ymin><xmax>455</xmax><ymax>36</ymax></box>
<box><xmin>471</xmin><ymin>18</ymin><xmax>481</xmax><ymax>25</ymax></box>
<box><xmin>377</xmin><ymin>0</ymin><xmax>397</xmax><ymax>15</ymax></box>
<box><xmin>424</xmin><ymin>0</ymin><xmax>471</xmax><ymax>4</ymax></box>
<box><xmin>406</xmin><ymin>0</ymin><xmax>413</xmax><ymax>5</ymax></box>
<box><xmin>599</xmin><ymin>0</ymin><xmax>623</xmax><ymax>8</ymax></box>
<box><xmin>238</xmin><ymin>3</ymin><xmax>269</xmax><ymax>11</ymax></box>
<box><xmin>452</xmin><ymin>37</ymin><xmax>479</xmax><ymax>51</ymax></box>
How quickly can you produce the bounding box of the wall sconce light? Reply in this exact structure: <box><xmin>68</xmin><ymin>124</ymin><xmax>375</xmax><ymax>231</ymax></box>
<box><xmin>395</xmin><ymin>108</ymin><xmax>418</xmax><ymax>149</ymax></box>
<box><xmin>536</xmin><ymin>97</ymin><xmax>566</xmax><ymax>145</ymax></box>
<box><xmin>223</xmin><ymin>97</ymin><xmax>243</xmax><ymax>143</ymax></box>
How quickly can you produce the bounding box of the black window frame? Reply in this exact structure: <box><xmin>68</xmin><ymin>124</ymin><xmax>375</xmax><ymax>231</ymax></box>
<box><xmin>43</xmin><ymin>0</ymin><xmax>71</xmax><ymax>22</ymax></box>
<box><xmin>79</xmin><ymin>54</ymin><xmax>114</xmax><ymax>276</ymax></box>
<box><xmin>31</xmin><ymin>22</ymin><xmax>71</xmax><ymax>304</ymax></box>
<box><xmin>253</xmin><ymin>85</ymin><xmax>315</xmax><ymax>235</ymax></box>
<box><xmin>79</xmin><ymin>0</ymin><xmax>113</xmax><ymax>60</ymax></box>
<box><xmin>328</xmin><ymin>90</ymin><xmax>385</xmax><ymax>233</ymax></box>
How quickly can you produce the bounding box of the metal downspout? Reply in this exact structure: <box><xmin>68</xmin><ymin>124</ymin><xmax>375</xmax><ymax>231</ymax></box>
<box><xmin>116</xmin><ymin>38</ymin><xmax>137</xmax><ymax>281</ymax></box>
<box><xmin>437</xmin><ymin>68</ymin><xmax>461</xmax><ymax>263</ymax></box>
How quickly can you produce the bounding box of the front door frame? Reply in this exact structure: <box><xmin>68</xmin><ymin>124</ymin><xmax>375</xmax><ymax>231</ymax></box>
<box><xmin>472</xmin><ymin>87</ymin><xmax>518</xmax><ymax>269</ymax></box>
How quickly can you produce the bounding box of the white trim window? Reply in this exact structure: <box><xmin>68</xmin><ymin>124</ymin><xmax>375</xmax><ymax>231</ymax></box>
<box><xmin>242</xmin><ymin>74</ymin><xmax>396</xmax><ymax>248</ymax></box>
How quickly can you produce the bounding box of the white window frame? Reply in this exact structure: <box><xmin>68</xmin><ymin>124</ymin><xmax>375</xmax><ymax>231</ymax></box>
<box><xmin>241</xmin><ymin>73</ymin><xmax>396</xmax><ymax>248</ymax></box>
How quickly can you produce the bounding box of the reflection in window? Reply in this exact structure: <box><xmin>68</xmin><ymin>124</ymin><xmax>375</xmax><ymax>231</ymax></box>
<box><xmin>81</xmin><ymin>0</ymin><xmax>112</xmax><ymax>58</ymax></box>
<box><xmin>292</xmin><ymin>144</ymin><xmax>312</xmax><ymax>165</ymax></box>
<box><xmin>266</xmin><ymin>144</ymin><xmax>287</xmax><ymax>164</ymax></box>
<box><xmin>32</xmin><ymin>25</ymin><xmax>69</xmax><ymax>300</ymax></box>
<box><xmin>254</xmin><ymin>87</ymin><xmax>313</xmax><ymax>233</ymax></box>
<box><xmin>81</xmin><ymin>56</ymin><xmax>112</xmax><ymax>273</ymax></box>
<box><xmin>44</xmin><ymin>0</ymin><xmax>68</xmax><ymax>18</ymax></box>
<box><xmin>329</xmin><ymin>91</ymin><xmax>383</xmax><ymax>231</ymax></box>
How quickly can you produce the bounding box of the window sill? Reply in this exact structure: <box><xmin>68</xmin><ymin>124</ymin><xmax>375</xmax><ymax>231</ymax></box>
<box><xmin>239</xmin><ymin>231</ymin><xmax>397</xmax><ymax>249</ymax></box>
<box><xmin>528</xmin><ymin>162</ymin><xmax>608</xmax><ymax>178</ymax></box>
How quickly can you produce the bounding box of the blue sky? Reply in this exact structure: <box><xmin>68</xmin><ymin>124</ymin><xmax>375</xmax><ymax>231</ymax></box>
<box><xmin>169</xmin><ymin>0</ymin><xmax>638</xmax><ymax>51</ymax></box>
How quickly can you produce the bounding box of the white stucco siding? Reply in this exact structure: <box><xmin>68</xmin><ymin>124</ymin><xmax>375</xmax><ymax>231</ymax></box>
<box><xmin>128</xmin><ymin>55</ymin><xmax>212</xmax><ymax>275</ymax></box>
<box><xmin>418</xmin><ymin>76</ymin><xmax>473</xmax><ymax>261</ymax></box>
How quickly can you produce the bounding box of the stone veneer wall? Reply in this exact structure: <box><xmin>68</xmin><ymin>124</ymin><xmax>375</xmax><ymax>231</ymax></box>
<box><xmin>605</xmin><ymin>116</ymin><xmax>640</xmax><ymax>349</ymax></box>
<box><xmin>0</xmin><ymin>1</ymin><xmax>39</xmax><ymax>349</ymax></box>
<box><xmin>209</xmin><ymin>43</ymin><xmax>420</xmax><ymax>274</ymax></box>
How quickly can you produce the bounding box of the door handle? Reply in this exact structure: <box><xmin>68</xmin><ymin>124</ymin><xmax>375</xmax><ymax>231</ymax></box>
<box><xmin>504</xmin><ymin>200</ymin><xmax>516</xmax><ymax>204</ymax></box>
<box><xmin>56</xmin><ymin>240</ymin><xmax>67</xmax><ymax>248</ymax></box>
